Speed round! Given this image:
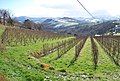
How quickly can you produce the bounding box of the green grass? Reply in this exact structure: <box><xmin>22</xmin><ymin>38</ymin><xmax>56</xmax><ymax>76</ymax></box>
<box><xmin>0</xmin><ymin>25</ymin><xmax>120</xmax><ymax>81</ymax></box>
<box><xmin>0</xmin><ymin>25</ymin><xmax>74</xmax><ymax>81</ymax></box>
<box><xmin>93</xmin><ymin>39</ymin><xmax>120</xmax><ymax>81</ymax></box>
<box><xmin>0</xmin><ymin>37</ymin><xmax>73</xmax><ymax>81</ymax></box>
<box><xmin>40</xmin><ymin>38</ymin><xmax>120</xmax><ymax>81</ymax></box>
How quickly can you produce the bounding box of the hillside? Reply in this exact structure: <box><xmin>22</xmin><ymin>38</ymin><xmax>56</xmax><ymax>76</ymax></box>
<box><xmin>42</xmin><ymin>18</ymin><xmax>80</xmax><ymax>32</ymax></box>
<box><xmin>42</xmin><ymin>18</ymin><xmax>115</xmax><ymax>35</ymax></box>
<box><xmin>15</xmin><ymin>16</ymin><xmax>116</xmax><ymax>35</ymax></box>
<box><xmin>0</xmin><ymin>24</ymin><xmax>120</xmax><ymax>81</ymax></box>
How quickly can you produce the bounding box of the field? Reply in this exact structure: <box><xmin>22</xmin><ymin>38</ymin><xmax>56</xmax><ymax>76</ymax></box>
<box><xmin>0</xmin><ymin>24</ymin><xmax>120</xmax><ymax>81</ymax></box>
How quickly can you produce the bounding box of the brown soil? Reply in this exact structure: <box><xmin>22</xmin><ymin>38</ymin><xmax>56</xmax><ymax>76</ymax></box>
<box><xmin>0</xmin><ymin>75</ymin><xmax>8</xmax><ymax>81</ymax></box>
<box><xmin>40</xmin><ymin>63</ymin><xmax>54</xmax><ymax>70</ymax></box>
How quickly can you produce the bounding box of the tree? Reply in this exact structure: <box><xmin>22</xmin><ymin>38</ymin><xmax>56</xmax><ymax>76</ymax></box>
<box><xmin>23</xmin><ymin>19</ymin><xmax>43</xmax><ymax>30</ymax></box>
<box><xmin>0</xmin><ymin>9</ymin><xmax>14</xmax><ymax>26</ymax></box>
<box><xmin>23</xmin><ymin>19</ymin><xmax>34</xmax><ymax>29</ymax></box>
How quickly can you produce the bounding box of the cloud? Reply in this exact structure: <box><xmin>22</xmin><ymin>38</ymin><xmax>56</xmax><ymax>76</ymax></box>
<box><xmin>62</xmin><ymin>10</ymin><xmax>89</xmax><ymax>17</ymax></box>
<box><xmin>40</xmin><ymin>4</ymin><xmax>74</xmax><ymax>10</ymax></box>
<box><xmin>92</xmin><ymin>10</ymin><xmax>112</xmax><ymax>17</ymax></box>
<box><xmin>33</xmin><ymin>0</ymin><xmax>79</xmax><ymax>10</ymax></box>
<box><xmin>28</xmin><ymin>0</ymin><xmax>90</xmax><ymax>17</ymax></box>
<box><xmin>14</xmin><ymin>0</ymin><xmax>120</xmax><ymax>17</ymax></box>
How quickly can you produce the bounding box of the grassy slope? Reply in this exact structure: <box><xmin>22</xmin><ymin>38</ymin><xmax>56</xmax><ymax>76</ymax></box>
<box><xmin>41</xmin><ymin>38</ymin><xmax>120</xmax><ymax>81</ymax></box>
<box><xmin>0</xmin><ymin>25</ymin><xmax>73</xmax><ymax>81</ymax></box>
<box><xmin>50</xmin><ymin>38</ymin><xmax>94</xmax><ymax>80</ymax></box>
<box><xmin>94</xmin><ymin>39</ymin><xmax>120</xmax><ymax>81</ymax></box>
<box><xmin>0</xmin><ymin>24</ymin><xmax>120</xmax><ymax>81</ymax></box>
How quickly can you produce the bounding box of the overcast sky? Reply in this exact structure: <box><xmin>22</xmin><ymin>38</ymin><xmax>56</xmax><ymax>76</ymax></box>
<box><xmin>1</xmin><ymin>0</ymin><xmax>120</xmax><ymax>17</ymax></box>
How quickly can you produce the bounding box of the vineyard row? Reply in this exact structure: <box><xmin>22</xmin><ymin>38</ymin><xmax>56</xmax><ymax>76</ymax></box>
<box><xmin>95</xmin><ymin>36</ymin><xmax>120</xmax><ymax>66</ymax></box>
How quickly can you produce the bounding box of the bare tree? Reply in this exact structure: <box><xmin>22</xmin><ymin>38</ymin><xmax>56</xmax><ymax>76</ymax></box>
<box><xmin>0</xmin><ymin>9</ymin><xmax>14</xmax><ymax>26</ymax></box>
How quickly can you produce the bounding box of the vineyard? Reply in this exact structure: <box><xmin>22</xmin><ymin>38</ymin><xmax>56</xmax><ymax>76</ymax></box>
<box><xmin>0</xmin><ymin>25</ymin><xmax>120</xmax><ymax>81</ymax></box>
